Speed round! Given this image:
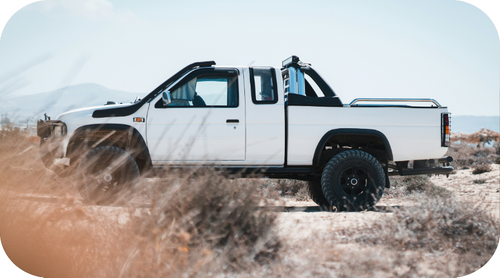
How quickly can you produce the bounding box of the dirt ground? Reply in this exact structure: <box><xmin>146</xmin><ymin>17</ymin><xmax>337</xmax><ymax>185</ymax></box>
<box><xmin>0</xmin><ymin>131</ymin><xmax>498</xmax><ymax>277</ymax></box>
<box><xmin>272</xmin><ymin>164</ymin><xmax>500</xmax><ymax>277</ymax></box>
<box><xmin>1</xmin><ymin>164</ymin><xmax>497</xmax><ymax>277</ymax></box>
<box><xmin>276</xmin><ymin>164</ymin><xmax>500</xmax><ymax>239</ymax></box>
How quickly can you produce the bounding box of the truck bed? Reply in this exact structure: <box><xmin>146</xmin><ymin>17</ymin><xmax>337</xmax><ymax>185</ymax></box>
<box><xmin>287</xmin><ymin>106</ymin><xmax>449</xmax><ymax>165</ymax></box>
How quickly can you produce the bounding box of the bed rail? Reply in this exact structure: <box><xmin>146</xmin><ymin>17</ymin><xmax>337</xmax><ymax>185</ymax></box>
<box><xmin>348</xmin><ymin>98</ymin><xmax>442</xmax><ymax>107</ymax></box>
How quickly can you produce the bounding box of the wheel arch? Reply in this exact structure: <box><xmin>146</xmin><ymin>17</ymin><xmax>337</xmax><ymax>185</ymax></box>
<box><xmin>66</xmin><ymin>124</ymin><xmax>152</xmax><ymax>174</ymax></box>
<box><xmin>312</xmin><ymin>128</ymin><xmax>393</xmax><ymax>168</ymax></box>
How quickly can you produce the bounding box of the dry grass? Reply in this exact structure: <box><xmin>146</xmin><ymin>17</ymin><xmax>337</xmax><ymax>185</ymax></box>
<box><xmin>120</xmin><ymin>170</ymin><xmax>281</xmax><ymax>277</ymax></box>
<box><xmin>386</xmin><ymin>175</ymin><xmax>451</xmax><ymax>199</ymax></box>
<box><xmin>271</xmin><ymin>179</ymin><xmax>309</xmax><ymax>201</ymax></box>
<box><xmin>472</xmin><ymin>163</ymin><xmax>493</xmax><ymax>174</ymax></box>
<box><xmin>358</xmin><ymin>195</ymin><xmax>499</xmax><ymax>254</ymax></box>
<box><xmin>0</xmin><ymin>131</ymin><xmax>498</xmax><ymax>277</ymax></box>
<box><xmin>325</xmin><ymin>193</ymin><xmax>499</xmax><ymax>277</ymax></box>
<box><xmin>446</xmin><ymin>142</ymin><xmax>499</xmax><ymax>169</ymax></box>
<box><xmin>0</xmin><ymin>130</ymin><xmax>280</xmax><ymax>277</ymax></box>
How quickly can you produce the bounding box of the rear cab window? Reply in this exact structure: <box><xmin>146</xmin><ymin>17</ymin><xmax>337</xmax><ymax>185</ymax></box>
<box><xmin>250</xmin><ymin>67</ymin><xmax>278</xmax><ymax>104</ymax></box>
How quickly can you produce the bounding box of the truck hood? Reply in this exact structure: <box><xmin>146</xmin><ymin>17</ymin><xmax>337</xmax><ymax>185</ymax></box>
<box><xmin>56</xmin><ymin>103</ymin><xmax>132</xmax><ymax>121</ymax></box>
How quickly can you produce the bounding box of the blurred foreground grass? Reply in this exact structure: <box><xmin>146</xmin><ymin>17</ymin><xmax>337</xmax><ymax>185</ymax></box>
<box><xmin>0</xmin><ymin>129</ymin><xmax>498</xmax><ymax>277</ymax></box>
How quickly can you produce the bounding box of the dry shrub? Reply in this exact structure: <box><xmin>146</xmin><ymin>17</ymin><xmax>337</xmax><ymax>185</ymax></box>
<box><xmin>472</xmin><ymin>163</ymin><xmax>492</xmax><ymax>174</ymax></box>
<box><xmin>259</xmin><ymin>179</ymin><xmax>309</xmax><ymax>201</ymax></box>
<box><xmin>294</xmin><ymin>186</ymin><xmax>309</xmax><ymax>201</ymax></box>
<box><xmin>263</xmin><ymin>179</ymin><xmax>308</xmax><ymax>201</ymax></box>
<box><xmin>0</xmin><ymin>130</ymin><xmax>133</xmax><ymax>277</ymax></box>
<box><xmin>446</xmin><ymin>142</ymin><xmax>498</xmax><ymax>169</ymax></box>
<box><xmin>0</xmin><ymin>129</ymin><xmax>65</xmax><ymax>193</ymax></box>
<box><xmin>388</xmin><ymin>175</ymin><xmax>451</xmax><ymax>198</ymax></box>
<box><xmin>352</xmin><ymin>194</ymin><xmax>499</xmax><ymax>276</ymax></box>
<box><xmin>119</xmin><ymin>169</ymin><xmax>281</xmax><ymax>277</ymax></box>
<box><xmin>274</xmin><ymin>179</ymin><xmax>306</xmax><ymax>196</ymax></box>
<box><xmin>0</xmin><ymin>131</ymin><xmax>281</xmax><ymax>277</ymax></box>
<box><xmin>473</xmin><ymin>179</ymin><xmax>487</xmax><ymax>184</ymax></box>
<box><xmin>332</xmin><ymin>170</ymin><xmax>500</xmax><ymax>277</ymax></box>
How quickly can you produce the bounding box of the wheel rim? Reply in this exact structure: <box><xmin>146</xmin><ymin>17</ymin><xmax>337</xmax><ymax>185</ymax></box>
<box><xmin>84</xmin><ymin>162</ymin><xmax>124</xmax><ymax>197</ymax></box>
<box><xmin>339</xmin><ymin>166</ymin><xmax>371</xmax><ymax>197</ymax></box>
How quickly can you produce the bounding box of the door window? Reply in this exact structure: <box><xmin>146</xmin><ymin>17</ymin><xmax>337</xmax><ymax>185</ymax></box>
<box><xmin>159</xmin><ymin>71</ymin><xmax>238</xmax><ymax>108</ymax></box>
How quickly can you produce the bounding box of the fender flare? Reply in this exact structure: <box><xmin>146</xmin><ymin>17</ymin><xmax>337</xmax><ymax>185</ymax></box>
<box><xmin>312</xmin><ymin>128</ymin><xmax>393</xmax><ymax>167</ymax></box>
<box><xmin>67</xmin><ymin>124</ymin><xmax>152</xmax><ymax>171</ymax></box>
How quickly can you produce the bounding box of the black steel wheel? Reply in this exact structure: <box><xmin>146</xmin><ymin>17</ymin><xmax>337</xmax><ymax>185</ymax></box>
<box><xmin>76</xmin><ymin>146</ymin><xmax>140</xmax><ymax>205</ymax></box>
<box><xmin>321</xmin><ymin>150</ymin><xmax>385</xmax><ymax>211</ymax></box>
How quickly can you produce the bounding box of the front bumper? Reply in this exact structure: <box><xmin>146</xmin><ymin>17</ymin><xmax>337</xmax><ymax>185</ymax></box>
<box><xmin>37</xmin><ymin>119</ymin><xmax>68</xmax><ymax>171</ymax></box>
<box><xmin>37</xmin><ymin>119</ymin><xmax>67</xmax><ymax>139</ymax></box>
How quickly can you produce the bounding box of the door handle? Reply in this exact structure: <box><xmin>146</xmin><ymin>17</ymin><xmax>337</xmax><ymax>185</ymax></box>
<box><xmin>226</xmin><ymin>119</ymin><xmax>239</xmax><ymax>123</ymax></box>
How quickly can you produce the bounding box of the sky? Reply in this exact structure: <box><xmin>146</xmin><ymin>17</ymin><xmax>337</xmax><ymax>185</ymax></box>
<box><xmin>0</xmin><ymin>0</ymin><xmax>498</xmax><ymax>118</ymax></box>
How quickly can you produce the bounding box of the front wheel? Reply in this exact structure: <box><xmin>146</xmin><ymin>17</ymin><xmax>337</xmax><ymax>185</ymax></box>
<box><xmin>76</xmin><ymin>146</ymin><xmax>140</xmax><ymax>205</ymax></box>
<box><xmin>321</xmin><ymin>150</ymin><xmax>385</xmax><ymax>211</ymax></box>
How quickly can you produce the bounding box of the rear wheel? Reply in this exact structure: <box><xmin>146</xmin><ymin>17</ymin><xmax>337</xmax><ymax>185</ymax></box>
<box><xmin>76</xmin><ymin>146</ymin><xmax>140</xmax><ymax>205</ymax></box>
<box><xmin>321</xmin><ymin>150</ymin><xmax>385</xmax><ymax>211</ymax></box>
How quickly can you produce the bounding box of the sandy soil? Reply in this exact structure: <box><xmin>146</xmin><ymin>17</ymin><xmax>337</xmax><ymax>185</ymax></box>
<box><xmin>275</xmin><ymin>164</ymin><xmax>500</xmax><ymax>241</ymax></box>
<box><xmin>1</xmin><ymin>164</ymin><xmax>498</xmax><ymax>277</ymax></box>
<box><xmin>269</xmin><ymin>164</ymin><xmax>500</xmax><ymax>276</ymax></box>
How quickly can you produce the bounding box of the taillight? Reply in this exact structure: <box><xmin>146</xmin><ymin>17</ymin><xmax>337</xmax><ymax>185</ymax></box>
<box><xmin>441</xmin><ymin>113</ymin><xmax>451</xmax><ymax>147</ymax></box>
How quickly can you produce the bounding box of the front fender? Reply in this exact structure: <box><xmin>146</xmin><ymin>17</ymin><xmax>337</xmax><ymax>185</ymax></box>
<box><xmin>66</xmin><ymin>124</ymin><xmax>152</xmax><ymax>174</ymax></box>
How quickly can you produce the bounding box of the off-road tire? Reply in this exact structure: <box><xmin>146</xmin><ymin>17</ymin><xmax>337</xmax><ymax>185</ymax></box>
<box><xmin>321</xmin><ymin>150</ymin><xmax>385</xmax><ymax>211</ymax></box>
<box><xmin>307</xmin><ymin>179</ymin><xmax>332</xmax><ymax>211</ymax></box>
<box><xmin>76</xmin><ymin>146</ymin><xmax>140</xmax><ymax>205</ymax></box>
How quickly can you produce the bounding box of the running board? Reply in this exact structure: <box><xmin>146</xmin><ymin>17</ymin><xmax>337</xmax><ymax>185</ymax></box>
<box><xmin>222</xmin><ymin>167</ymin><xmax>315</xmax><ymax>176</ymax></box>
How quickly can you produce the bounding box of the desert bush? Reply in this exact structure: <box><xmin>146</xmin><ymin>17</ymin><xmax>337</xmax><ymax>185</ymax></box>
<box><xmin>402</xmin><ymin>175</ymin><xmax>431</xmax><ymax>193</ymax></box>
<box><xmin>0</xmin><ymin>131</ymin><xmax>281</xmax><ymax>277</ymax></box>
<box><xmin>472</xmin><ymin>163</ymin><xmax>492</xmax><ymax>174</ymax></box>
<box><xmin>0</xmin><ymin>128</ymin><xmax>63</xmax><ymax>193</ymax></box>
<box><xmin>120</xmin><ymin>169</ymin><xmax>281</xmax><ymax>277</ymax></box>
<box><xmin>388</xmin><ymin>175</ymin><xmax>451</xmax><ymax>198</ymax></box>
<box><xmin>494</xmin><ymin>141</ymin><xmax>500</xmax><ymax>155</ymax></box>
<box><xmin>473</xmin><ymin>179</ymin><xmax>487</xmax><ymax>184</ymax></box>
<box><xmin>350</xmin><ymin>194</ymin><xmax>499</xmax><ymax>276</ymax></box>
<box><xmin>274</xmin><ymin>179</ymin><xmax>307</xmax><ymax>196</ymax></box>
<box><xmin>294</xmin><ymin>186</ymin><xmax>309</xmax><ymax>201</ymax></box>
<box><xmin>261</xmin><ymin>179</ymin><xmax>309</xmax><ymax>201</ymax></box>
<box><xmin>446</xmin><ymin>142</ymin><xmax>498</xmax><ymax>169</ymax></box>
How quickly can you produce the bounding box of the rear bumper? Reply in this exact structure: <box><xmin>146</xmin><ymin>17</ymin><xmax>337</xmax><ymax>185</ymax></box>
<box><xmin>388</xmin><ymin>166</ymin><xmax>454</xmax><ymax>176</ymax></box>
<box><xmin>389</xmin><ymin>156</ymin><xmax>454</xmax><ymax>176</ymax></box>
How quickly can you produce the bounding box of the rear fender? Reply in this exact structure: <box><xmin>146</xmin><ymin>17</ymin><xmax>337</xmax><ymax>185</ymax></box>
<box><xmin>312</xmin><ymin>128</ymin><xmax>393</xmax><ymax>168</ymax></box>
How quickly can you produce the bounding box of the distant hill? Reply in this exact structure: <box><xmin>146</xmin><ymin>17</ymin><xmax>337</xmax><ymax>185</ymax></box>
<box><xmin>1</xmin><ymin>85</ymin><xmax>498</xmax><ymax>135</ymax></box>
<box><xmin>452</xmin><ymin>116</ymin><xmax>499</xmax><ymax>134</ymax></box>
<box><xmin>0</xmin><ymin>83</ymin><xmax>141</xmax><ymax>121</ymax></box>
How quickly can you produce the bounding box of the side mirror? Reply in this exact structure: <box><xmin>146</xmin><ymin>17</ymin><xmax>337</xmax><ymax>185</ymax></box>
<box><xmin>162</xmin><ymin>91</ymin><xmax>172</xmax><ymax>106</ymax></box>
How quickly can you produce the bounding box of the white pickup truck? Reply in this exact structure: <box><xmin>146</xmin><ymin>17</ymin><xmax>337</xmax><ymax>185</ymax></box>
<box><xmin>37</xmin><ymin>56</ymin><xmax>453</xmax><ymax>210</ymax></box>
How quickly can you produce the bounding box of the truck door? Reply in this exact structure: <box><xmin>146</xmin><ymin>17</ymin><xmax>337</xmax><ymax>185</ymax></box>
<box><xmin>146</xmin><ymin>68</ymin><xmax>246</xmax><ymax>163</ymax></box>
<box><xmin>243</xmin><ymin>67</ymin><xmax>285</xmax><ymax>165</ymax></box>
